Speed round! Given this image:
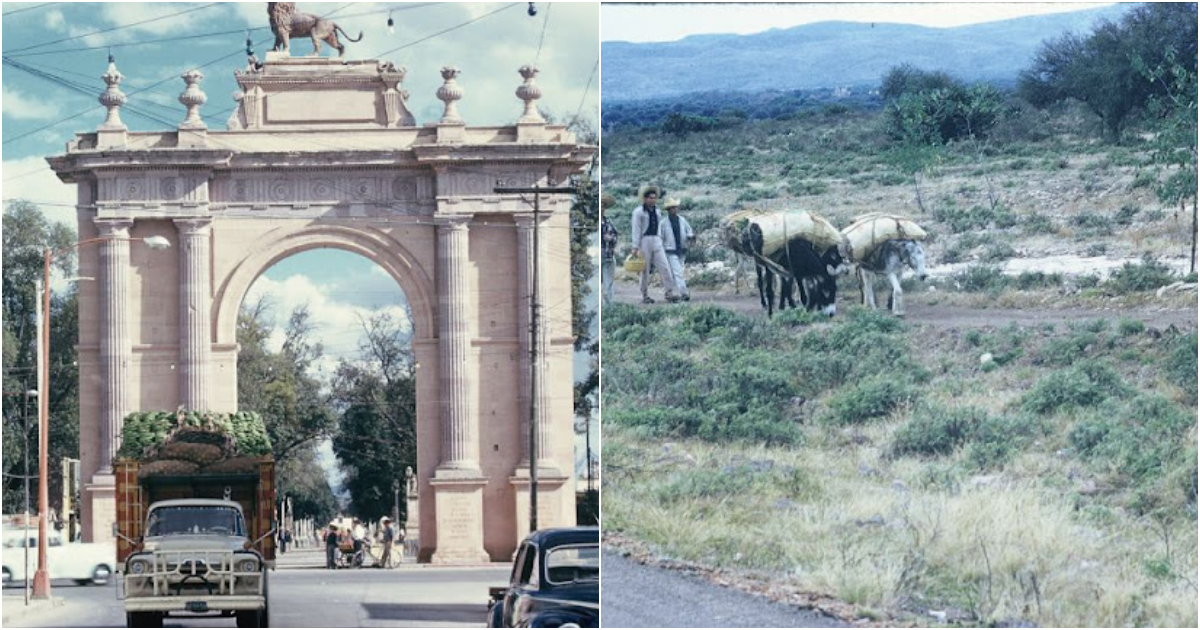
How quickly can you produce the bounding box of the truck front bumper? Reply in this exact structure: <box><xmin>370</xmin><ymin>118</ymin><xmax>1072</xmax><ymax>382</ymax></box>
<box><xmin>125</xmin><ymin>595</ymin><xmax>264</xmax><ymax>613</ymax></box>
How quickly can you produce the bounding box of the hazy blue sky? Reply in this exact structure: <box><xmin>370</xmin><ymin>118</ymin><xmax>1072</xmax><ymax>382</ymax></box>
<box><xmin>601</xmin><ymin>2</ymin><xmax>1117</xmax><ymax>42</ymax></box>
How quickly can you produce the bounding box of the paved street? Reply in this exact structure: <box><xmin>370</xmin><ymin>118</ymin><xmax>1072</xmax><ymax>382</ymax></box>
<box><xmin>2</xmin><ymin>548</ymin><xmax>509</xmax><ymax>628</ymax></box>
<box><xmin>601</xmin><ymin>551</ymin><xmax>844</xmax><ymax>628</ymax></box>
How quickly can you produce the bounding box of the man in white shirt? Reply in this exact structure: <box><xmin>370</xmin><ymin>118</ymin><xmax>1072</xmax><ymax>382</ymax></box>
<box><xmin>630</xmin><ymin>185</ymin><xmax>679</xmax><ymax>303</ymax></box>
<box><xmin>659</xmin><ymin>197</ymin><xmax>695</xmax><ymax>301</ymax></box>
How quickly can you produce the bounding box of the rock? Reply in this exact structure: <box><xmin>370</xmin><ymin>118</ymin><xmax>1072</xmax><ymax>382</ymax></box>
<box><xmin>855</xmin><ymin>515</ymin><xmax>886</xmax><ymax>527</ymax></box>
<box><xmin>929</xmin><ymin>610</ymin><xmax>947</xmax><ymax>623</ymax></box>
<box><xmin>980</xmin><ymin>352</ymin><xmax>994</xmax><ymax>366</ymax></box>
<box><xmin>892</xmin><ymin>479</ymin><xmax>909</xmax><ymax>493</ymax></box>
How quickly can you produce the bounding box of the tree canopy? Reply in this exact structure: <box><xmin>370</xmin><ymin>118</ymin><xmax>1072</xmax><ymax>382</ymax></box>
<box><xmin>1018</xmin><ymin>3</ymin><xmax>1198</xmax><ymax>141</ymax></box>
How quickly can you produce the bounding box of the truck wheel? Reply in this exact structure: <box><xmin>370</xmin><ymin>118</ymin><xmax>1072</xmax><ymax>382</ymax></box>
<box><xmin>259</xmin><ymin>605</ymin><xmax>271</xmax><ymax>628</ymax></box>
<box><xmin>236</xmin><ymin>610</ymin><xmax>260</xmax><ymax>628</ymax></box>
<box><xmin>3</xmin><ymin>567</ymin><xmax>12</xmax><ymax>585</ymax></box>
<box><xmin>127</xmin><ymin>612</ymin><xmax>163</xmax><ymax>628</ymax></box>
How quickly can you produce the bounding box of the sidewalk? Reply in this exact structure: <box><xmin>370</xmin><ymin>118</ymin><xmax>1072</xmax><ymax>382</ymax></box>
<box><xmin>1</xmin><ymin>594</ymin><xmax>64</xmax><ymax>626</ymax></box>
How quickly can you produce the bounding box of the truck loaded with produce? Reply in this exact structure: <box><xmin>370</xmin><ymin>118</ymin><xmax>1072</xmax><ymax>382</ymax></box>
<box><xmin>114</xmin><ymin>409</ymin><xmax>276</xmax><ymax>628</ymax></box>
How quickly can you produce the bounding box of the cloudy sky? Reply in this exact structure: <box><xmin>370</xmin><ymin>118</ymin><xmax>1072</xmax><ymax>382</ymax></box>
<box><xmin>2</xmin><ymin>2</ymin><xmax>599</xmax><ymax>492</ymax></box>
<box><xmin>601</xmin><ymin>2</ymin><xmax>1117</xmax><ymax>42</ymax></box>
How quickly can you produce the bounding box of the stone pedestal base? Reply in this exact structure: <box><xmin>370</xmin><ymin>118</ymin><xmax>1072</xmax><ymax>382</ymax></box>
<box><xmin>404</xmin><ymin>493</ymin><xmax>419</xmax><ymax>553</ymax></box>
<box><xmin>430</xmin><ymin>475</ymin><xmax>489</xmax><ymax>564</ymax></box>
<box><xmin>510</xmin><ymin>471</ymin><xmax>570</xmax><ymax>549</ymax></box>
<box><xmin>84</xmin><ymin>473</ymin><xmax>116</xmax><ymax>544</ymax></box>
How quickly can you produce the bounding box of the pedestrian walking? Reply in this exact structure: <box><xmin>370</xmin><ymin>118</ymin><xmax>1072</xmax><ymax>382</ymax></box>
<box><xmin>659</xmin><ymin>197</ymin><xmax>695</xmax><ymax>301</ymax></box>
<box><xmin>630</xmin><ymin>185</ymin><xmax>679</xmax><ymax>303</ymax></box>
<box><xmin>325</xmin><ymin>526</ymin><xmax>340</xmax><ymax>569</ymax></box>
<box><xmin>380</xmin><ymin>517</ymin><xmax>395</xmax><ymax>567</ymax></box>
<box><xmin>600</xmin><ymin>193</ymin><xmax>618</xmax><ymax>306</ymax></box>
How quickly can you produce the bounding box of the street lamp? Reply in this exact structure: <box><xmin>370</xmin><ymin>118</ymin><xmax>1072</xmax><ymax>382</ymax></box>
<box><xmin>31</xmin><ymin>233</ymin><xmax>170</xmax><ymax>600</ymax></box>
<box><xmin>392</xmin><ymin>479</ymin><xmax>400</xmax><ymax>525</ymax></box>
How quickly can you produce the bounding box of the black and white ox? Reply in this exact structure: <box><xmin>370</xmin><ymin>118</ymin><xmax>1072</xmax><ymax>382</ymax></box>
<box><xmin>745</xmin><ymin>223</ymin><xmax>850</xmax><ymax>318</ymax></box>
<box><xmin>857</xmin><ymin>239</ymin><xmax>928</xmax><ymax>316</ymax></box>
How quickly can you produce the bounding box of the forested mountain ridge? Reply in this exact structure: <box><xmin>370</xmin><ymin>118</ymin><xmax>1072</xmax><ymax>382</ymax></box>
<box><xmin>602</xmin><ymin>4</ymin><xmax>1132</xmax><ymax>101</ymax></box>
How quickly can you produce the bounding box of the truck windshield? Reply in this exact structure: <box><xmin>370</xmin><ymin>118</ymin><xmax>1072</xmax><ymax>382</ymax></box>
<box><xmin>146</xmin><ymin>506</ymin><xmax>246</xmax><ymax>537</ymax></box>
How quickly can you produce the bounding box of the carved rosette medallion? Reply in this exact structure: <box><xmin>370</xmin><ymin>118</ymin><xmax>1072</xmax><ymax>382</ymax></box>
<box><xmin>270</xmin><ymin>179</ymin><xmax>294</xmax><ymax>202</ymax></box>
<box><xmin>160</xmin><ymin>178</ymin><xmax>178</xmax><ymax>200</ymax></box>
<box><xmin>312</xmin><ymin>179</ymin><xmax>334</xmax><ymax>198</ymax></box>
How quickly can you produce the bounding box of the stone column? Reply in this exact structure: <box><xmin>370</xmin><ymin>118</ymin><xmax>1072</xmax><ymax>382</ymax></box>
<box><xmin>175</xmin><ymin>218</ymin><xmax>212</xmax><ymax>410</ymax></box>
<box><xmin>434</xmin><ymin>214</ymin><xmax>478</xmax><ymax>474</ymax></box>
<box><xmin>96</xmin><ymin>219</ymin><xmax>133</xmax><ymax>473</ymax></box>
<box><xmin>431</xmin><ymin>214</ymin><xmax>488</xmax><ymax>564</ymax></box>
<box><xmin>513</xmin><ymin>213</ymin><xmax>557</xmax><ymax>471</ymax></box>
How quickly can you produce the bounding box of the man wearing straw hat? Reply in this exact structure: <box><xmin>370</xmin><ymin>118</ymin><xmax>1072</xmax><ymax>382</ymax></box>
<box><xmin>600</xmin><ymin>193</ymin><xmax>619</xmax><ymax>306</ymax></box>
<box><xmin>659</xmin><ymin>197</ymin><xmax>695</xmax><ymax>302</ymax></box>
<box><xmin>630</xmin><ymin>185</ymin><xmax>680</xmax><ymax>303</ymax></box>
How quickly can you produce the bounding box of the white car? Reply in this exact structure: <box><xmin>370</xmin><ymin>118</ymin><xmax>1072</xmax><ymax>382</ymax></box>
<box><xmin>2</xmin><ymin>527</ymin><xmax>116</xmax><ymax>586</ymax></box>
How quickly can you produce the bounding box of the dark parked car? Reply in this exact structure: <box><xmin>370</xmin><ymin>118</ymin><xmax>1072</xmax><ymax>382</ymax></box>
<box><xmin>488</xmin><ymin>527</ymin><xmax>599</xmax><ymax>628</ymax></box>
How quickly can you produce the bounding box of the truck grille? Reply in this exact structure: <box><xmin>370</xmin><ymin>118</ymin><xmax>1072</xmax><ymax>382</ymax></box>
<box><xmin>124</xmin><ymin>550</ymin><xmax>262</xmax><ymax>598</ymax></box>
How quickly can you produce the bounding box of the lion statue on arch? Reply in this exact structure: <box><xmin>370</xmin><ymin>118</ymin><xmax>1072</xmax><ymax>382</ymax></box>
<box><xmin>268</xmin><ymin>3</ymin><xmax>362</xmax><ymax>58</ymax></box>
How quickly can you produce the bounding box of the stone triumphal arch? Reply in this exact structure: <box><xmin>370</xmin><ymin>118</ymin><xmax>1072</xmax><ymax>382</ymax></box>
<box><xmin>48</xmin><ymin>55</ymin><xmax>594</xmax><ymax>563</ymax></box>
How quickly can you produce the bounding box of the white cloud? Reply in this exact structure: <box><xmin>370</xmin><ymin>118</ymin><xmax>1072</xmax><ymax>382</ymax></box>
<box><xmin>243</xmin><ymin>272</ymin><xmax>412</xmax><ymax>381</ymax></box>
<box><xmin>2</xmin><ymin>86</ymin><xmax>62</xmax><ymax>121</ymax></box>
<box><xmin>43</xmin><ymin>9</ymin><xmax>64</xmax><ymax>30</ymax></box>
<box><xmin>1</xmin><ymin>156</ymin><xmax>77</xmax><ymax>228</ymax></box>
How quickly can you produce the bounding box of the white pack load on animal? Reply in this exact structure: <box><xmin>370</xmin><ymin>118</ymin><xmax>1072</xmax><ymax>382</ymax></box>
<box><xmin>720</xmin><ymin>208</ymin><xmax>770</xmax><ymax>254</ymax></box>
<box><xmin>842</xmin><ymin>213</ymin><xmax>927</xmax><ymax>262</ymax></box>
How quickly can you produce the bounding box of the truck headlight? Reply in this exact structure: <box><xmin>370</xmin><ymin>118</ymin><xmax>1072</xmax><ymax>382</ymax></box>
<box><xmin>236</xmin><ymin>558</ymin><xmax>259</xmax><ymax>573</ymax></box>
<box><xmin>128</xmin><ymin>558</ymin><xmax>151</xmax><ymax>575</ymax></box>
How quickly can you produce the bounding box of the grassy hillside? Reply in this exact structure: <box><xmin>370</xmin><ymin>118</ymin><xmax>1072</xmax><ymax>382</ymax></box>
<box><xmin>603</xmin><ymin>305</ymin><xmax>1197</xmax><ymax>627</ymax></box>
<box><xmin>600</xmin><ymin>103</ymin><xmax>1197</xmax><ymax>626</ymax></box>
<box><xmin>602</xmin><ymin>104</ymin><xmax>1195</xmax><ymax>286</ymax></box>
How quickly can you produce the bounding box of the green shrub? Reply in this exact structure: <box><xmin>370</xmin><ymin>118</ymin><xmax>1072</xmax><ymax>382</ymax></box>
<box><xmin>888</xmin><ymin>404</ymin><xmax>983</xmax><ymax>458</ymax></box>
<box><xmin>736</xmin><ymin>187</ymin><xmax>779</xmax><ymax>203</ymax></box>
<box><xmin>823</xmin><ymin>375</ymin><xmax>917</xmax><ymax>425</ymax></box>
<box><xmin>788</xmin><ymin>180</ymin><xmax>829</xmax><ymax>196</ymax></box>
<box><xmin>1014</xmin><ymin>271</ymin><xmax>1063</xmax><ymax>290</ymax></box>
<box><xmin>1021</xmin><ymin>361</ymin><xmax>1132</xmax><ymax>414</ymax></box>
<box><xmin>1022</xmin><ymin>211</ymin><xmax>1057</xmax><ymax>235</ymax></box>
<box><xmin>953</xmin><ymin>265</ymin><xmax>1008</xmax><ymax>292</ymax></box>
<box><xmin>1163</xmin><ymin>332</ymin><xmax>1197</xmax><ymax>403</ymax></box>
<box><xmin>1115</xmin><ymin>204</ymin><xmax>1140</xmax><ymax>225</ymax></box>
<box><xmin>1117</xmin><ymin>318</ymin><xmax>1146</xmax><ymax>336</ymax></box>
<box><xmin>1130</xmin><ymin>171</ymin><xmax>1157</xmax><ymax>190</ymax></box>
<box><xmin>981</xmin><ymin>242</ymin><xmax>1016</xmax><ymax>262</ymax></box>
<box><xmin>1105</xmin><ymin>254</ymin><xmax>1177</xmax><ymax>293</ymax></box>
<box><xmin>1072</xmin><ymin>395</ymin><xmax>1194</xmax><ymax>485</ymax></box>
<box><xmin>966</xmin><ymin>413</ymin><xmax>1042</xmax><ymax>470</ymax></box>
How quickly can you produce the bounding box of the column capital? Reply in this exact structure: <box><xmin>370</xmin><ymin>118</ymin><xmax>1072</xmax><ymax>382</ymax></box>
<box><xmin>94</xmin><ymin>218</ymin><xmax>133</xmax><ymax>237</ymax></box>
<box><xmin>173</xmin><ymin>217</ymin><xmax>212</xmax><ymax>234</ymax></box>
<box><xmin>512</xmin><ymin>212</ymin><xmax>552</xmax><ymax>229</ymax></box>
<box><xmin>434</xmin><ymin>214</ymin><xmax>472</xmax><ymax>230</ymax></box>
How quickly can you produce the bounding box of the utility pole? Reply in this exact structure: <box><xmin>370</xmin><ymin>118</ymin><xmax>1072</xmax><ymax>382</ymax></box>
<box><xmin>493</xmin><ymin>181</ymin><xmax>576</xmax><ymax>535</ymax></box>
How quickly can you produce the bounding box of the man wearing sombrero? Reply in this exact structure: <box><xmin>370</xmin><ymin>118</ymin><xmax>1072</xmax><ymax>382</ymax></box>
<box><xmin>660</xmin><ymin>197</ymin><xmax>695</xmax><ymax>301</ymax></box>
<box><xmin>630</xmin><ymin>185</ymin><xmax>680</xmax><ymax>303</ymax></box>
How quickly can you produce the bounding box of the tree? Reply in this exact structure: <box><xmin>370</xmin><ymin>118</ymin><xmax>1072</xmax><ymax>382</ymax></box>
<box><xmin>880</xmin><ymin>63</ymin><xmax>958</xmax><ymax>102</ymax></box>
<box><xmin>1019</xmin><ymin>3</ymin><xmax>1198</xmax><ymax>142</ymax></box>
<box><xmin>2</xmin><ymin>201</ymin><xmax>80</xmax><ymax>516</ymax></box>
<box><xmin>330</xmin><ymin>312</ymin><xmax>416</xmax><ymax>520</ymax></box>
<box><xmin>237</xmin><ymin>300</ymin><xmax>336</xmax><ymax>464</ymax></box>
<box><xmin>1135</xmin><ymin>47</ymin><xmax>1198</xmax><ymax>272</ymax></box>
<box><xmin>276</xmin><ymin>444</ymin><xmax>338</xmax><ymax>524</ymax></box>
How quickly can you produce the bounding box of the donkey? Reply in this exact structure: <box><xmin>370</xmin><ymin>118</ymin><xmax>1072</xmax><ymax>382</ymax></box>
<box><xmin>857</xmin><ymin>239</ymin><xmax>927</xmax><ymax>316</ymax></box>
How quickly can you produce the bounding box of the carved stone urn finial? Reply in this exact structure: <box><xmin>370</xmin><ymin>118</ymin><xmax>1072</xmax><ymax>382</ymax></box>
<box><xmin>436</xmin><ymin>66</ymin><xmax>464</xmax><ymax>124</ymax></box>
<box><xmin>516</xmin><ymin>65</ymin><xmax>544</xmax><ymax>124</ymax></box>
<box><xmin>98</xmin><ymin>59</ymin><xmax>127</xmax><ymax>129</ymax></box>
<box><xmin>178</xmin><ymin>69</ymin><xmax>207</xmax><ymax>129</ymax></box>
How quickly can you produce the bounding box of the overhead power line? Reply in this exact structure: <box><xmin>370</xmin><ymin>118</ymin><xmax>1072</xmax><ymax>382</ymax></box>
<box><xmin>3</xmin><ymin>3</ymin><xmax>224</xmax><ymax>55</ymax></box>
<box><xmin>2</xmin><ymin>3</ymin><xmax>58</xmax><ymax>17</ymax></box>
<box><xmin>373</xmin><ymin>2</ymin><xmax>520</xmax><ymax>57</ymax></box>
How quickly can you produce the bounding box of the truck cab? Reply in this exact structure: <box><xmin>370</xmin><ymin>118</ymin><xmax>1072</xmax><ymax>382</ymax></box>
<box><xmin>123</xmin><ymin>499</ymin><xmax>269</xmax><ymax>628</ymax></box>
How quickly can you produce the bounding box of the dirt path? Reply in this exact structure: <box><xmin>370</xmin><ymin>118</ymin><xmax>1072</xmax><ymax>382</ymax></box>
<box><xmin>611</xmin><ymin>280</ymin><xmax>1197</xmax><ymax>330</ymax></box>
